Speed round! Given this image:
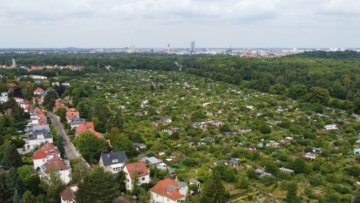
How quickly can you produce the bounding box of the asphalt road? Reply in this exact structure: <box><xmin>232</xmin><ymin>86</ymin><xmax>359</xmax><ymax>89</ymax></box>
<box><xmin>47</xmin><ymin>112</ymin><xmax>82</xmax><ymax>160</ymax></box>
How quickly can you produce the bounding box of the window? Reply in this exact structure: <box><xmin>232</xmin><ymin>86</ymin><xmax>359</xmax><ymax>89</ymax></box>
<box><xmin>142</xmin><ymin>177</ymin><xmax>145</xmax><ymax>181</ymax></box>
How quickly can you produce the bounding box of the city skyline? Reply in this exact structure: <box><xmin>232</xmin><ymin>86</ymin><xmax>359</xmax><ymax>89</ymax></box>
<box><xmin>1</xmin><ymin>0</ymin><xmax>359</xmax><ymax>48</ymax></box>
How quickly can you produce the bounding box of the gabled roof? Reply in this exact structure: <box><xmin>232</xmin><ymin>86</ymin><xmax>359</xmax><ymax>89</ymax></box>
<box><xmin>76</xmin><ymin>122</ymin><xmax>102</xmax><ymax>138</ymax></box>
<box><xmin>125</xmin><ymin>161</ymin><xmax>149</xmax><ymax>179</ymax></box>
<box><xmin>42</xmin><ymin>156</ymin><xmax>70</xmax><ymax>172</ymax></box>
<box><xmin>33</xmin><ymin>151</ymin><xmax>47</xmax><ymax>159</ymax></box>
<box><xmin>150</xmin><ymin>178</ymin><xmax>184</xmax><ymax>201</ymax></box>
<box><xmin>34</xmin><ymin>87</ymin><xmax>45</xmax><ymax>93</ymax></box>
<box><xmin>66</xmin><ymin>111</ymin><xmax>80</xmax><ymax>121</ymax></box>
<box><xmin>59</xmin><ymin>184</ymin><xmax>78</xmax><ymax>200</ymax></box>
<box><xmin>101</xmin><ymin>151</ymin><xmax>127</xmax><ymax>166</ymax></box>
<box><xmin>33</xmin><ymin>142</ymin><xmax>60</xmax><ymax>159</ymax></box>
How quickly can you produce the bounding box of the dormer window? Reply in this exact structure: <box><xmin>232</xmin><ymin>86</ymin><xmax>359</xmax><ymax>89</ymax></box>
<box><xmin>112</xmin><ymin>159</ymin><xmax>118</xmax><ymax>163</ymax></box>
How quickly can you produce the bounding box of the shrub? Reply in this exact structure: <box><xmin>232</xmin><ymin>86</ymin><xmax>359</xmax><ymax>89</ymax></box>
<box><xmin>267</xmin><ymin>183</ymin><xmax>277</xmax><ymax>193</ymax></box>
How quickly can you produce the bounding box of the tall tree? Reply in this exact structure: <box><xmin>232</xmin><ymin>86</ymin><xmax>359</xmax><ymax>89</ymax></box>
<box><xmin>115</xmin><ymin>170</ymin><xmax>126</xmax><ymax>192</ymax></box>
<box><xmin>42</xmin><ymin>90</ymin><xmax>57</xmax><ymax>111</ymax></box>
<box><xmin>20</xmin><ymin>191</ymin><xmax>37</xmax><ymax>203</ymax></box>
<box><xmin>115</xmin><ymin>133</ymin><xmax>137</xmax><ymax>158</ymax></box>
<box><xmin>75</xmin><ymin>167</ymin><xmax>117</xmax><ymax>203</ymax></box>
<box><xmin>201</xmin><ymin>171</ymin><xmax>227</xmax><ymax>203</ymax></box>
<box><xmin>39</xmin><ymin>169</ymin><xmax>66</xmax><ymax>203</ymax></box>
<box><xmin>107</xmin><ymin>127</ymin><xmax>120</xmax><ymax>147</ymax></box>
<box><xmin>3</xmin><ymin>143</ymin><xmax>22</xmax><ymax>169</ymax></box>
<box><xmin>285</xmin><ymin>182</ymin><xmax>300</xmax><ymax>203</ymax></box>
<box><xmin>54</xmin><ymin>107</ymin><xmax>67</xmax><ymax>123</ymax></box>
<box><xmin>0</xmin><ymin>173</ymin><xmax>10</xmax><ymax>203</ymax></box>
<box><xmin>57</xmin><ymin>136</ymin><xmax>65</xmax><ymax>158</ymax></box>
<box><xmin>73</xmin><ymin>131</ymin><xmax>110</xmax><ymax>164</ymax></box>
<box><xmin>69</xmin><ymin>159</ymin><xmax>89</xmax><ymax>185</ymax></box>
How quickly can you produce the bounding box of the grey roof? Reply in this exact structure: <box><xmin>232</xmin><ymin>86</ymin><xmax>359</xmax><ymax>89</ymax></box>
<box><xmin>32</xmin><ymin>124</ymin><xmax>50</xmax><ymax>132</ymax></box>
<box><xmin>260</xmin><ymin>172</ymin><xmax>273</xmax><ymax>178</ymax></box>
<box><xmin>175</xmin><ymin>180</ymin><xmax>187</xmax><ymax>188</ymax></box>
<box><xmin>145</xmin><ymin>156</ymin><xmax>161</xmax><ymax>164</ymax></box>
<box><xmin>230</xmin><ymin>158</ymin><xmax>239</xmax><ymax>165</ymax></box>
<box><xmin>138</xmin><ymin>154</ymin><xmax>146</xmax><ymax>158</ymax></box>
<box><xmin>101</xmin><ymin>151</ymin><xmax>127</xmax><ymax>166</ymax></box>
<box><xmin>29</xmin><ymin>129</ymin><xmax>52</xmax><ymax>140</ymax></box>
<box><xmin>189</xmin><ymin>178</ymin><xmax>200</xmax><ymax>185</ymax></box>
<box><xmin>70</xmin><ymin>117</ymin><xmax>85</xmax><ymax>125</ymax></box>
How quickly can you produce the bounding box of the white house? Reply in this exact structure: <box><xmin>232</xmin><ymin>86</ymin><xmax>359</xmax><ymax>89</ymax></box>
<box><xmin>40</xmin><ymin>156</ymin><xmax>71</xmax><ymax>184</ymax></box>
<box><xmin>59</xmin><ymin>184</ymin><xmax>78</xmax><ymax>203</ymax></box>
<box><xmin>0</xmin><ymin>92</ymin><xmax>8</xmax><ymax>102</ymax></box>
<box><xmin>99</xmin><ymin>151</ymin><xmax>127</xmax><ymax>174</ymax></box>
<box><xmin>27</xmin><ymin>129</ymin><xmax>53</xmax><ymax>150</ymax></box>
<box><xmin>150</xmin><ymin>178</ymin><xmax>187</xmax><ymax>203</ymax></box>
<box><xmin>123</xmin><ymin>162</ymin><xmax>150</xmax><ymax>191</ymax></box>
<box><xmin>324</xmin><ymin>124</ymin><xmax>338</xmax><ymax>131</ymax></box>
<box><xmin>32</xmin><ymin>142</ymin><xmax>60</xmax><ymax>169</ymax></box>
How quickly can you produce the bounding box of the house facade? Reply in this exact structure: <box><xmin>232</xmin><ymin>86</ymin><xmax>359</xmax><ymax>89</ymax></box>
<box><xmin>99</xmin><ymin>151</ymin><xmax>127</xmax><ymax>174</ymax></box>
<box><xmin>123</xmin><ymin>161</ymin><xmax>150</xmax><ymax>191</ymax></box>
<box><xmin>59</xmin><ymin>184</ymin><xmax>78</xmax><ymax>203</ymax></box>
<box><xmin>32</xmin><ymin>142</ymin><xmax>60</xmax><ymax>169</ymax></box>
<box><xmin>40</xmin><ymin>156</ymin><xmax>71</xmax><ymax>184</ymax></box>
<box><xmin>150</xmin><ymin>178</ymin><xmax>187</xmax><ymax>203</ymax></box>
<box><xmin>27</xmin><ymin>129</ymin><xmax>53</xmax><ymax>150</ymax></box>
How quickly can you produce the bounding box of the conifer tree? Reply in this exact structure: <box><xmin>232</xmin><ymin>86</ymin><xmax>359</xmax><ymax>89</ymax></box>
<box><xmin>57</xmin><ymin>136</ymin><xmax>65</xmax><ymax>158</ymax></box>
<box><xmin>3</xmin><ymin>143</ymin><xmax>22</xmax><ymax>169</ymax></box>
<box><xmin>20</xmin><ymin>191</ymin><xmax>37</xmax><ymax>203</ymax></box>
<box><xmin>201</xmin><ymin>170</ymin><xmax>227</xmax><ymax>203</ymax></box>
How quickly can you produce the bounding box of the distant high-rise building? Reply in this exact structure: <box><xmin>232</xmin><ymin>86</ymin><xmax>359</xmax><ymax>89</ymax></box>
<box><xmin>129</xmin><ymin>45</ymin><xmax>136</xmax><ymax>53</ymax></box>
<box><xmin>190</xmin><ymin>41</ymin><xmax>195</xmax><ymax>52</ymax></box>
<box><xmin>11</xmin><ymin>59</ymin><xmax>16</xmax><ymax>68</ymax></box>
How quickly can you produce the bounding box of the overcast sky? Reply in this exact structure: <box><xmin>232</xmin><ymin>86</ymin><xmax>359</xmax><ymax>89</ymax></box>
<box><xmin>0</xmin><ymin>0</ymin><xmax>359</xmax><ymax>48</ymax></box>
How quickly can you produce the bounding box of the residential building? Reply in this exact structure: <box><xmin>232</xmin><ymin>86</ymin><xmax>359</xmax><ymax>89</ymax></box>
<box><xmin>99</xmin><ymin>151</ymin><xmax>127</xmax><ymax>174</ymax></box>
<box><xmin>66</xmin><ymin>110</ymin><xmax>80</xmax><ymax>123</ymax></box>
<box><xmin>40</xmin><ymin>156</ymin><xmax>71</xmax><ymax>184</ymax></box>
<box><xmin>59</xmin><ymin>184</ymin><xmax>78</xmax><ymax>203</ymax></box>
<box><xmin>27</xmin><ymin>129</ymin><xmax>53</xmax><ymax>150</ymax></box>
<box><xmin>150</xmin><ymin>178</ymin><xmax>187</xmax><ymax>203</ymax></box>
<box><xmin>75</xmin><ymin>122</ymin><xmax>102</xmax><ymax>138</ymax></box>
<box><xmin>123</xmin><ymin>161</ymin><xmax>150</xmax><ymax>191</ymax></box>
<box><xmin>34</xmin><ymin>87</ymin><xmax>45</xmax><ymax>95</ymax></box>
<box><xmin>0</xmin><ymin>92</ymin><xmax>8</xmax><ymax>103</ymax></box>
<box><xmin>32</xmin><ymin>142</ymin><xmax>60</xmax><ymax>169</ymax></box>
<box><xmin>69</xmin><ymin>117</ymin><xmax>85</xmax><ymax>129</ymax></box>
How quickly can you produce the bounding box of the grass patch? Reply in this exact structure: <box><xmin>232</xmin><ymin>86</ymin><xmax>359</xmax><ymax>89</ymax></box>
<box><xmin>222</xmin><ymin>180</ymin><xmax>235</xmax><ymax>190</ymax></box>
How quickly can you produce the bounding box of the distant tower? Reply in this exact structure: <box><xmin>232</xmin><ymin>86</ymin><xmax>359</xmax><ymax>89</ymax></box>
<box><xmin>168</xmin><ymin>44</ymin><xmax>170</xmax><ymax>53</ymax></box>
<box><xmin>190</xmin><ymin>41</ymin><xmax>195</xmax><ymax>52</ymax></box>
<box><xmin>11</xmin><ymin>59</ymin><xmax>16</xmax><ymax>68</ymax></box>
<box><xmin>130</xmin><ymin>45</ymin><xmax>136</xmax><ymax>53</ymax></box>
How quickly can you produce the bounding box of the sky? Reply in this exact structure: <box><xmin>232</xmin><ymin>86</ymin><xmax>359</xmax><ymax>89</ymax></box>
<box><xmin>0</xmin><ymin>0</ymin><xmax>359</xmax><ymax>48</ymax></box>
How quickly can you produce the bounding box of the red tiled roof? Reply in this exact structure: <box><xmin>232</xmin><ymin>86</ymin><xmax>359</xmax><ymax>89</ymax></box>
<box><xmin>66</xmin><ymin>111</ymin><xmax>79</xmax><ymax>121</ymax></box>
<box><xmin>34</xmin><ymin>87</ymin><xmax>45</xmax><ymax>93</ymax></box>
<box><xmin>36</xmin><ymin>143</ymin><xmax>60</xmax><ymax>158</ymax></box>
<box><xmin>76</xmin><ymin>122</ymin><xmax>102</xmax><ymax>138</ymax></box>
<box><xmin>7</xmin><ymin>83</ymin><xmax>17</xmax><ymax>87</ymax></box>
<box><xmin>125</xmin><ymin>162</ymin><xmax>149</xmax><ymax>179</ymax></box>
<box><xmin>43</xmin><ymin>156</ymin><xmax>69</xmax><ymax>172</ymax></box>
<box><xmin>150</xmin><ymin>178</ymin><xmax>184</xmax><ymax>201</ymax></box>
<box><xmin>59</xmin><ymin>184</ymin><xmax>78</xmax><ymax>200</ymax></box>
<box><xmin>32</xmin><ymin>151</ymin><xmax>46</xmax><ymax>159</ymax></box>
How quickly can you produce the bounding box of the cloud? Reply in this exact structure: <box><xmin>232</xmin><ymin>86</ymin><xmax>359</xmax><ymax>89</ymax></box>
<box><xmin>0</xmin><ymin>0</ymin><xmax>359</xmax><ymax>48</ymax></box>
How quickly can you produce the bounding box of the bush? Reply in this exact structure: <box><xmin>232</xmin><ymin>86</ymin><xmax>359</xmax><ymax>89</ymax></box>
<box><xmin>267</xmin><ymin>183</ymin><xmax>277</xmax><ymax>193</ymax></box>
<box><xmin>247</xmin><ymin>192</ymin><xmax>254</xmax><ymax>201</ymax></box>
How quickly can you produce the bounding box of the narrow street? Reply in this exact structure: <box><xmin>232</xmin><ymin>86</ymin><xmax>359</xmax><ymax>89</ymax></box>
<box><xmin>47</xmin><ymin>112</ymin><xmax>89</xmax><ymax>168</ymax></box>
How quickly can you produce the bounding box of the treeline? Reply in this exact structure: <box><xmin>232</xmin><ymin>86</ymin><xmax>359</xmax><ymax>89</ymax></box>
<box><xmin>288</xmin><ymin>50</ymin><xmax>360</xmax><ymax>60</ymax></box>
<box><xmin>0</xmin><ymin>53</ymin><xmax>178</xmax><ymax>71</ymax></box>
